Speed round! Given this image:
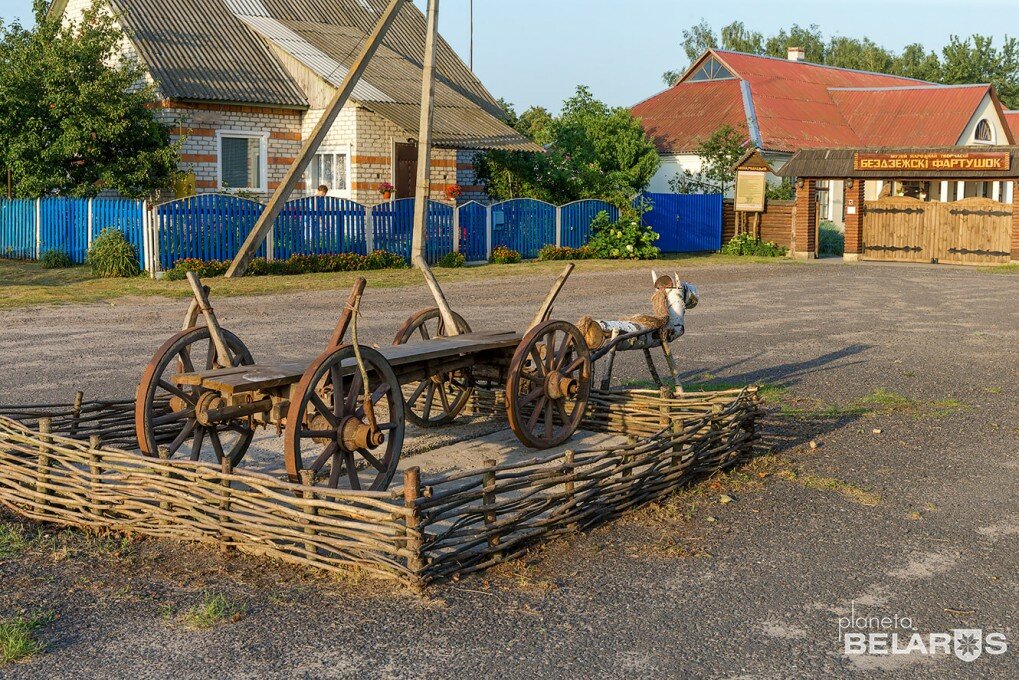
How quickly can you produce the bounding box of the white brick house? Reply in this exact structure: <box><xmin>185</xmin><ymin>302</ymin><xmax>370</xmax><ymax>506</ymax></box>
<box><xmin>51</xmin><ymin>0</ymin><xmax>538</xmax><ymax>204</ymax></box>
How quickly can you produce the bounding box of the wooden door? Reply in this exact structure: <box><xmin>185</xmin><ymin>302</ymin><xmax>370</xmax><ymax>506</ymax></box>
<box><xmin>943</xmin><ymin>198</ymin><xmax>1012</xmax><ymax>265</ymax></box>
<box><xmin>394</xmin><ymin>142</ymin><xmax>417</xmax><ymax>199</ymax></box>
<box><xmin>862</xmin><ymin>196</ymin><xmax>929</xmax><ymax>262</ymax></box>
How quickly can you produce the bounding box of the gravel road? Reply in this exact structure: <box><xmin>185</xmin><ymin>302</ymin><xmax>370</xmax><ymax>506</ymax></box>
<box><xmin>1</xmin><ymin>260</ymin><xmax>1017</xmax><ymax>679</ymax></box>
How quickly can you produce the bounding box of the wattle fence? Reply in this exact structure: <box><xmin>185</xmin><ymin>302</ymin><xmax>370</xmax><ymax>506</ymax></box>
<box><xmin>0</xmin><ymin>192</ymin><xmax>722</xmax><ymax>275</ymax></box>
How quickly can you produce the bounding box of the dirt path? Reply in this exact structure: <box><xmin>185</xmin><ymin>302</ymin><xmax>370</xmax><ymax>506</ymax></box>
<box><xmin>2</xmin><ymin>260</ymin><xmax>1018</xmax><ymax>678</ymax></box>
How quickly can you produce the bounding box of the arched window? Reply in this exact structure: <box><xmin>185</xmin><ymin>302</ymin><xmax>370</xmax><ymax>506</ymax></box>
<box><xmin>975</xmin><ymin>119</ymin><xmax>994</xmax><ymax>143</ymax></box>
<box><xmin>689</xmin><ymin>57</ymin><xmax>734</xmax><ymax>82</ymax></box>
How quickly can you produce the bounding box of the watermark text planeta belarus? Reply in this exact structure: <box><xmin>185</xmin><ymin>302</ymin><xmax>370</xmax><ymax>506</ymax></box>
<box><xmin>838</xmin><ymin>602</ymin><xmax>1008</xmax><ymax>663</ymax></box>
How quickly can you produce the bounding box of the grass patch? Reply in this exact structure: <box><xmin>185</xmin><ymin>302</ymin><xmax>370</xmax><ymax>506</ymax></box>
<box><xmin>779</xmin><ymin>470</ymin><xmax>882</xmax><ymax>507</ymax></box>
<box><xmin>0</xmin><ymin>612</ymin><xmax>53</xmax><ymax>665</ymax></box>
<box><xmin>181</xmin><ymin>592</ymin><xmax>247</xmax><ymax>629</ymax></box>
<box><xmin>0</xmin><ymin>253</ymin><xmax>793</xmax><ymax>311</ymax></box>
<box><xmin>981</xmin><ymin>263</ymin><xmax>1019</xmax><ymax>275</ymax></box>
<box><xmin>0</xmin><ymin>522</ymin><xmax>28</xmax><ymax>558</ymax></box>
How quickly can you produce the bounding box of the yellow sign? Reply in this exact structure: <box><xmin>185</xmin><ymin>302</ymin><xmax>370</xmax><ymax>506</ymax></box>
<box><xmin>853</xmin><ymin>152</ymin><xmax>1011</xmax><ymax>172</ymax></box>
<box><xmin>735</xmin><ymin>170</ymin><xmax>767</xmax><ymax>212</ymax></box>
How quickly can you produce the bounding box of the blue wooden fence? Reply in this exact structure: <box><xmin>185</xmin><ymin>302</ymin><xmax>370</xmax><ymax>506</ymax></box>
<box><xmin>491</xmin><ymin>199</ymin><xmax>556</xmax><ymax>259</ymax></box>
<box><xmin>91</xmin><ymin>198</ymin><xmax>148</xmax><ymax>267</ymax></box>
<box><xmin>457</xmin><ymin>201</ymin><xmax>488</xmax><ymax>262</ymax></box>
<box><xmin>370</xmin><ymin>198</ymin><xmax>453</xmax><ymax>264</ymax></box>
<box><xmin>560</xmin><ymin>199</ymin><xmax>618</xmax><ymax>248</ymax></box>
<box><xmin>274</xmin><ymin>197</ymin><xmax>367</xmax><ymax>259</ymax></box>
<box><xmin>640</xmin><ymin>192</ymin><xmax>723</xmax><ymax>253</ymax></box>
<box><xmin>0</xmin><ymin>199</ymin><xmax>36</xmax><ymax>260</ymax></box>
<box><xmin>156</xmin><ymin>194</ymin><xmax>265</xmax><ymax>269</ymax></box>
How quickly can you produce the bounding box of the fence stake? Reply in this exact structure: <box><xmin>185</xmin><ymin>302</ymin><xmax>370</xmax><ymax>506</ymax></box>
<box><xmin>89</xmin><ymin>434</ymin><xmax>103</xmax><ymax>520</ymax></box>
<box><xmin>483</xmin><ymin>459</ymin><xmax>501</xmax><ymax>558</ymax></box>
<box><xmin>485</xmin><ymin>203</ymin><xmax>492</xmax><ymax>261</ymax></box>
<box><xmin>36</xmin><ymin>418</ymin><xmax>52</xmax><ymax>507</ymax></box>
<box><xmin>149</xmin><ymin>205</ymin><xmax>161</xmax><ymax>277</ymax></box>
<box><xmin>403</xmin><ymin>467</ymin><xmax>426</xmax><ymax>593</ymax></box>
<box><xmin>299</xmin><ymin>470</ymin><xmax>319</xmax><ymax>557</ymax></box>
<box><xmin>554</xmin><ymin>205</ymin><xmax>562</xmax><ymax>247</ymax></box>
<box><xmin>452</xmin><ymin>203</ymin><xmax>460</xmax><ymax>254</ymax></box>
<box><xmin>365</xmin><ymin>205</ymin><xmax>375</xmax><ymax>253</ymax></box>
<box><xmin>266</xmin><ymin>219</ymin><xmax>276</xmax><ymax>262</ymax></box>
<box><xmin>157</xmin><ymin>445</ymin><xmax>172</xmax><ymax>521</ymax></box>
<box><xmin>87</xmin><ymin>198</ymin><xmax>94</xmax><ymax>249</ymax></box>
<box><xmin>35</xmin><ymin>198</ymin><xmax>41</xmax><ymax>260</ymax></box>
<box><xmin>70</xmin><ymin>390</ymin><xmax>84</xmax><ymax>436</ymax></box>
<box><xmin>140</xmin><ymin>200</ymin><xmax>151</xmax><ymax>275</ymax></box>
<box><xmin>219</xmin><ymin>457</ymin><xmax>234</xmax><ymax>553</ymax></box>
<box><xmin>564</xmin><ymin>450</ymin><xmax>577</xmax><ymax>532</ymax></box>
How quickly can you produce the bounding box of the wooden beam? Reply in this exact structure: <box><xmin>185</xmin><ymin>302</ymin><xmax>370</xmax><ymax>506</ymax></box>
<box><xmin>528</xmin><ymin>263</ymin><xmax>574</xmax><ymax>332</ymax></box>
<box><xmin>225</xmin><ymin>0</ymin><xmax>408</xmax><ymax>278</ymax></box>
<box><xmin>410</xmin><ymin>0</ymin><xmax>460</xmax><ymax>335</ymax></box>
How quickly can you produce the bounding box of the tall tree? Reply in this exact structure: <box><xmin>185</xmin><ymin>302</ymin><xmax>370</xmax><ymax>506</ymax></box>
<box><xmin>0</xmin><ymin>0</ymin><xmax>180</xmax><ymax>198</ymax></box>
<box><xmin>940</xmin><ymin>35</ymin><xmax>1019</xmax><ymax>107</ymax></box>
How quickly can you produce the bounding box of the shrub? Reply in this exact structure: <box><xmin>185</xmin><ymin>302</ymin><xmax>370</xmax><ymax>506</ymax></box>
<box><xmin>40</xmin><ymin>249</ymin><xmax>74</xmax><ymax>269</ymax></box>
<box><xmin>721</xmin><ymin>233</ymin><xmax>787</xmax><ymax>257</ymax></box>
<box><xmin>86</xmin><ymin>228</ymin><xmax>140</xmax><ymax>278</ymax></box>
<box><xmin>437</xmin><ymin>251</ymin><xmax>466</xmax><ymax>268</ymax></box>
<box><xmin>586</xmin><ymin>207</ymin><xmax>660</xmax><ymax>260</ymax></box>
<box><xmin>163</xmin><ymin>250</ymin><xmax>407</xmax><ymax>281</ymax></box>
<box><xmin>538</xmin><ymin>244</ymin><xmax>593</xmax><ymax>261</ymax></box>
<box><xmin>818</xmin><ymin>220</ymin><xmax>845</xmax><ymax>257</ymax></box>
<box><xmin>490</xmin><ymin>245</ymin><xmax>522</xmax><ymax>264</ymax></box>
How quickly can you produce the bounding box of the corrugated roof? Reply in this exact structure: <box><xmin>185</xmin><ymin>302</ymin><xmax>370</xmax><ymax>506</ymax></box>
<box><xmin>829</xmin><ymin>86</ymin><xmax>989</xmax><ymax>147</ymax></box>
<box><xmin>777</xmin><ymin>146</ymin><xmax>1019</xmax><ymax>179</ymax></box>
<box><xmin>631</xmin><ymin>79</ymin><xmax>747</xmax><ymax>153</ymax></box>
<box><xmin>93</xmin><ymin>0</ymin><xmax>535</xmax><ymax>151</ymax></box>
<box><xmin>1005</xmin><ymin>112</ymin><xmax>1019</xmax><ymax>140</ymax></box>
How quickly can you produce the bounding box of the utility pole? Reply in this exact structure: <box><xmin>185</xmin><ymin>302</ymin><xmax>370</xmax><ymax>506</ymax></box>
<box><xmin>468</xmin><ymin>0</ymin><xmax>474</xmax><ymax>71</ymax></box>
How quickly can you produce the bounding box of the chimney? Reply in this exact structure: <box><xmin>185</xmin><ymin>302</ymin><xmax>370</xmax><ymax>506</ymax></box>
<box><xmin>787</xmin><ymin>46</ymin><xmax>806</xmax><ymax>62</ymax></box>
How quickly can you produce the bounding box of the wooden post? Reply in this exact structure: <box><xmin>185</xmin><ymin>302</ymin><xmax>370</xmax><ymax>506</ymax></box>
<box><xmin>185</xmin><ymin>273</ymin><xmax>231</xmax><ymax>365</ymax></box>
<box><xmin>220</xmin><ymin>457</ymin><xmax>233</xmax><ymax>553</ymax></box>
<box><xmin>157</xmin><ymin>445</ymin><xmax>172</xmax><ymax>520</ymax></box>
<box><xmin>226</xmin><ymin>0</ymin><xmax>409</xmax><ymax>278</ymax></box>
<box><xmin>410</xmin><ymin>0</ymin><xmax>460</xmax><ymax>336</ymax></box>
<box><xmin>403</xmin><ymin>467</ymin><xmax>426</xmax><ymax>593</ymax></box>
<box><xmin>89</xmin><ymin>434</ymin><xmax>103</xmax><ymax>519</ymax></box>
<box><xmin>661</xmin><ymin>386</ymin><xmax>683</xmax><ymax>465</ymax></box>
<box><xmin>36</xmin><ymin>418</ymin><xmax>52</xmax><ymax>507</ymax></box>
<box><xmin>482</xmin><ymin>459</ymin><xmax>500</xmax><ymax>556</ymax></box>
<box><xmin>70</xmin><ymin>390</ymin><xmax>84</xmax><ymax>436</ymax></box>
<box><xmin>299</xmin><ymin>470</ymin><xmax>319</xmax><ymax>557</ymax></box>
<box><xmin>328</xmin><ymin>277</ymin><xmax>367</xmax><ymax>349</ymax></box>
<box><xmin>527</xmin><ymin>263</ymin><xmax>575</xmax><ymax>332</ymax></box>
<box><xmin>564</xmin><ymin>450</ymin><xmax>577</xmax><ymax>532</ymax></box>
<box><xmin>660</xmin><ymin>330</ymin><xmax>681</xmax><ymax>393</ymax></box>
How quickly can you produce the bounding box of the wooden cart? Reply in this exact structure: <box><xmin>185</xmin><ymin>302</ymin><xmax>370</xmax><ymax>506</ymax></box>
<box><xmin>135</xmin><ymin>268</ymin><xmax>594</xmax><ymax>491</ymax></box>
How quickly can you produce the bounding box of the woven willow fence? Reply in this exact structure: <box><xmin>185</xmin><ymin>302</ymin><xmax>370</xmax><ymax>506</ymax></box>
<box><xmin>0</xmin><ymin>387</ymin><xmax>760</xmax><ymax>589</ymax></box>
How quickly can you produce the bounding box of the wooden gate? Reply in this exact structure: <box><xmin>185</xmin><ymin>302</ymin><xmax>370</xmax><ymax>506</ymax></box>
<box><xmin>862</xmin><ymin>196</ymin><xmax>1013</xmax><ymax>265</ymax></box>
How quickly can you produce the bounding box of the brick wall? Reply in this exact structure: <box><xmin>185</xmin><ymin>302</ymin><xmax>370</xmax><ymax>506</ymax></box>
<box><xmin>843</xmin><ymin>180</ymin><xmax>866</xmax><ymax>256</ymax></box>
<box><xmin>1013</xmin><ymin>181</ymin><xmax>1019</xmax><ymax>261</ymax></box>
<box><xmin>722</xmin><ymin>199</ymin><xmax>794</xmax><ymax>248</ymax></box>
<box><xmin>793</xmin><ymin>180</ymin><xmax>817</xmax><ymax>257</ymax></box>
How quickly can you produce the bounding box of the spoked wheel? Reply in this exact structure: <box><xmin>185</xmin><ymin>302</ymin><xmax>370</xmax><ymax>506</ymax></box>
<box><xmin>394</xmin><ymin>308</ymin><xmax>474</xmax><ymax>428</ymax></box>
<box><xmin>506</xmin><ymin>320</ymin><xmax>591</xmax><ymax>449</ymax></box>
<box><xmin>284</xmin><ymin>346</ymin><xmax>405</xmax><ymax>491</ymax></box>
<box><xmin>134</xmin><ymin>327</ymin><xmax>255</xmax><ymax>466</ymax></box>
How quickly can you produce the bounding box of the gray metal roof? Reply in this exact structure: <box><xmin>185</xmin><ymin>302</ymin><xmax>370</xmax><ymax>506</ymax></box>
<box><xmin>98</xmin><ymin>0</ymin><xmax>537</xmax><ymax>150</ymax></box>
<box><xmin>778</xmin><ymin>146</ymin><xmax>1019</xmax><ymax>179</ymax></box>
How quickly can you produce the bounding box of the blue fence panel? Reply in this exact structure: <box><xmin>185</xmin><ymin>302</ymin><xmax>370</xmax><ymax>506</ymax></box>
<box><xmin>274</xmin><ymin>197</ymin><xmax>368</xmax><ymax>259</ymax></box>
<box><xmin>40</xmin><ymin>198</ymin><xmax>89</xmax><ymax>263</ymax></box>
<box><xmin>91</xmin><ymin>198</ymin><xmax>146</xmax><ymax>268</ymax></box>
<box><xmin>0</xmin><ymin>199</ymin><xmax>37</xmax><ymax>259</ymax></box>
<box><xmin>426</xmin><ymin>202</ymin><xmax>454</xmax><ymax>264</ymax></box>
<box><xmin>491</xmin><ymin>199</ymin><xmax>555</xmax><ymax>259</ymax></box>
<box><xmin>156</xmin><ymin>194</ymin><xmax>265</xmax><ymax>268</ymax></box>
<box><xmin>458</xmin><ymin>201</ymin><xmax>487</xmax><ymax>261</ymax></box>
<box><xmin>560</xmin><ymin>199</ymin><xmax>618</xmax><ymax>249</ymax></box>
<box><xmin>641</xmin><ymin>193</ymin><xmax>723</xmax><ymax>253</ymax></box>
<box><xmin>370</xmin><ymin>198</ymin><xmax>452</xmax><ymax>264</ymax></box>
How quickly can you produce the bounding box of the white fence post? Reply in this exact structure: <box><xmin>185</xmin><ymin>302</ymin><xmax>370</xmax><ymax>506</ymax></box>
<box><xmin>266</xmin><ymin>219</ymin><xmax>276</xmax><ymax>262</ymax></box>
<box><xmin>86</xmin><ymin>198</ymin><xmax>94</xmax><ymax>250</ymax></box>
<box><xmin>140</xmin><ymin>200</ymin><xmax>152</xmax><ymax>275</ymax></box>
<box><xmin>35</xmin><ymin>198</ymin><xmax>41</xmax><ymax>259</ymax></box>
<box><xmin>555</xmin><ymin>205</ymin><xmax>562</xmax><ymax>247</ymax></box>
<box><xmin>149</xmin><ymin>204</ymin><xmax>161</xmax><ymax>277</ymax></box>
<box><xmin>365</xmin><ymin>205</ymin><xmax>375</xmax><ymax>253</ymax></box>
<box><xmin>452</xmin><ymin>203</ymin><xmax>460</xmax><ymax>254</ymax></box>
<box><xmin>485</xmin><ymin>203</ymin><xmax>493</xmax><ymax>261</ymax></box>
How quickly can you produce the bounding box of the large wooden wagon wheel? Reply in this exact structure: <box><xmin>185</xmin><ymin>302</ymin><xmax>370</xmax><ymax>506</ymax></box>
<box><xmin>393</xmin><ymin>308</ymin><xmax>474</xmax><ymax>428</ymax></box>
<box><xmin>506</xmin><ymin>320</ymin><xmax>591</xmax><ymax>449</ymax></box>
<box><xmin>284</xmin><ymin>345</ymin><xmax>405</xmax><ymax>491</ymax></box>
<box><xmin>135</xmin><ymin>326</ymin><xmax>255</xmax><ymax>466</ymax></box>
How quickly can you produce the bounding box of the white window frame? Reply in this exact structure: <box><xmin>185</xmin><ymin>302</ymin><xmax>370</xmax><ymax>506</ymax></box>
<box><xmin>216</xmin><ymin>130</ymin><xmax>269</xmax><ymax>192</ymax></box>
<box><xmin>307</xmin><ymin>145</ymin><xmax>352</xmax><ymax>199</ymax></box>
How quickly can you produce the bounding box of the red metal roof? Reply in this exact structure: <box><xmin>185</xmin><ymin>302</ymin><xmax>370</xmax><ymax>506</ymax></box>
<box><xmin>1005</xmin><ymin>111</ymin><xmax>1019</xmax><ymax>140</ymax></box>
<box><xmin>829</xmin><ymin>86</ymin><xmax>988</xmax><ymax>146</ymax></box>
<box><xmin>633</xmin><ymin>49</ymin><xmax>991</xmax><ymax>154</ymax></box>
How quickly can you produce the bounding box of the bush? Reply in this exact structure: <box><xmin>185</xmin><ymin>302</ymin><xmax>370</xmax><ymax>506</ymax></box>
<box><xmin>818</xmin><ymin>220</ymin><xmax>845</xmax><ymax>257</ymax></box>
<box><xmin>40</xmin><ymin>249</ymin><xmax>74</xmax><ymax>269</ymax></box>
<box><xmin>86</xmin><ymin>228</ymin><xmax>140</xmax><ymax>278</ymax></box>
<box><xmin>586</xmin><ymin>207</ymin><xmax>660</xmax><ymax>260</ymax></box>
<box><xmin>163</xmin><ymin>250</ymin><xmax>408</xmax><ymax>281</ymax></box>
<box><xmin>538</xmin><ymin>244</ymin><xmax>593</xmax><ymax>261</ymax></box>
<box><xmin>720</xmin><ymin>233</ymin><xmax>787</xmax><ymax>257</ymax></box>
<box><xmin>437</xmin><ymin>251</ymin><xmax>466</xmax><ymax>268</ymax></box>
<box><xmin>490</xmin><ymin>245</ymin><xmax>521</xmax><ymax>264</ymax></box>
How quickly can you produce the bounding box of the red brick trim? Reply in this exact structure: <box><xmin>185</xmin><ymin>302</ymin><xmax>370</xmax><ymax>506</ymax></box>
<box><xmin>352</xmin><ymin>155</ymin><xmax>391</xmax><ymax>165</ymax></box>
<box><xmin>270</xmin><ymin>131</ymin><xmax>302</xmax><ymax>141</ymax></box>
<box><xmin>268</xmin><ymin>156</ymin><xmax>296</xmax><ymax>166</ymax></box>
<box><xmin>843</xmin><ymin>180</ymin><xmax>866</xmax><ymax>255</ymax></box>
<box><xmin>1012</xmin><ymin>181</ymin><xmax>1019</xmax><ymax>261</ymax></box>
<box><xmin>456</xmin><ymin>163</ymin><xmax>475</xmax><ymax>171</ymax></box>
<box><xmin>156</xmin><ymin>100</ymin><xmax>303</xmax><ymax>116</ymax></box>
<box><xmin>195</xmin><ymin>180</ymin><xmax>217</xmax><ymax>189</ymax></box>
<box><xmin>180</xmin><ymin>153</ymin><xmax>217</xmax><ymax>164</ymax></box>
<box><xmin>172</xmin><ymin>128</ymin><xmax>216</xmax><ymax>137</ymax></box>
<box><xmin>794</xmin><ymin>180</ymin><xmax>817</xmax><ymax>257</ymax></box>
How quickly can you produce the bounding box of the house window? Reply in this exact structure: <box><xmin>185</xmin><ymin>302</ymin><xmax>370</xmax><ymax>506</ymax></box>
<box><xmin>689</xmin><ymin>57</ymin><xmax>734</xmax><ymax>82</ymax></box>
<box><xmin>308</xmin><ymin>152</ymin><xmax>349</xmax><ymax>193</ymax></box>
<box><xmin>219</xmin><ymin>133</ymin><xmax>265</xmax><ymax>191</ymax></box>
<box><xmin>975</xmin><ymin>119</ymin><xmax>994</xmax><ymax>143</ymax></box>
<box><xmin>815</xmin><ymin>180</ymin><xmax>830</xmax><ymax>220</ymax></box>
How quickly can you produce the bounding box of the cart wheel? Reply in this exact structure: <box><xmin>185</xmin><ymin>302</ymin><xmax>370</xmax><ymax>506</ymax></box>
<box><xmin>284</xmin><ymin>345</ymin><xmax>405</xmax><ymax>491</ymax></box>
<box><xmin>393</xmin><ymin>308</ymin><xmax>474</xmax><ymax>428</ymax></box>
<box><xmin>506</xmin><ymin>320</ymin><xmax>591</xmax><ymax>449</ymax></box>
<box><xmin>135</xmin><ymin>326</ymin><xmax>255</xmax><ymax>466</ymax></box>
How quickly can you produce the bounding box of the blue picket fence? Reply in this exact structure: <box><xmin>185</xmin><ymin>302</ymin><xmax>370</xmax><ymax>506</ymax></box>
<box><xmin>274</xmin><ymin>197</ymin><xmax>367</xmax><ymax>259</ymax></box>
<box><xmin>156</xmin><ymin>194</ymin><xmax>265</xmax><ymax>269</ymax></box>
<box><xmin>458</xmin><ymin>201</ymin><xmax>488</xmax><ymax>262</ymax></box>
<box><xmin>370</xmin><ymin>198</ymin><xmax>453</xmax><ymax>265</ymax></box>
<box><xmin>0</xmin><ymin>199</ymin><xmax>37</xmax><ymax>259</ymax></box>
<box><xmin>560</xmin><ymin>199</ymin><xmax>619</xmax><ymax>248</ymax></box>
<box><xmin>640</xmin><ymin>192</ymin><xmax>723</xmax><ymax>253</ymax></box>
<box><xmin>491</xmin><ymin>199</ymin><xmax>557</xmax><ymax>259</ymax></box>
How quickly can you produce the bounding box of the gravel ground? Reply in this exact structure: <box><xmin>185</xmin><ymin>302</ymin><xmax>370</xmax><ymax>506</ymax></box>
<box><xmin>1</xmin><ymin>260</ymin><xmax>1017</xmax><ymax>679</ymax></box>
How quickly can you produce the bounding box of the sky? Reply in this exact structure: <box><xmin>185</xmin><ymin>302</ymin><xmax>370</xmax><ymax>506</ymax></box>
<box><xmin>4</xmin><ymin>0</ymin><xmax>1014</xmax><ymax>113</ymax></box>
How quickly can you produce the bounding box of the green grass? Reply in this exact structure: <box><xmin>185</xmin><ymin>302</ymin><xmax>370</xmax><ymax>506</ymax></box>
<box><xmin>0</xmin><ymin>523</ymin><xmax>28</xmax><ymax>558</ymax></box>
<box><xmin>981</xmin><ymin>263</ymin><xmax>1019</xmax><ymax>275</ymax></box>
<box><xmin>0</xmin><ymin>612</ymin><xmax>53</xmax><ymax>665</ymax></box>
<box><xmin>181</xmin><ymin>593</ymin><xmax>247</xmax><ymax>629</ymax></box>
<box><xmin>0</xmin><ymin>254</ymin><xmax>794</xmax><ymax>311</ymax></box>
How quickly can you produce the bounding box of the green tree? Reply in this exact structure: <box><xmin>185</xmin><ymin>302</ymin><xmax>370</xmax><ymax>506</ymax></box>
<box><xmin>940</xmin><ymin>35</ymin><xmax>1019</xmax><ymax>108</ymax></box>
<box><xmin>0</xmin><ymin>1</ymin><xmax>180</xmax><ymax>198</ymax></box>
<box><xmin>675</xmin><ymin>124</ymin><xmax>747</xmax><ymax>195</ymax></box>
<box><xmin>476</xmin><ymin>86</ymin><xmax>660</xmax><ymax>204</ymax></box>
<box><xmin>893</xmin><ymin>43</ymin><xmax>942</xmax><ymax>81</ymax></box>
